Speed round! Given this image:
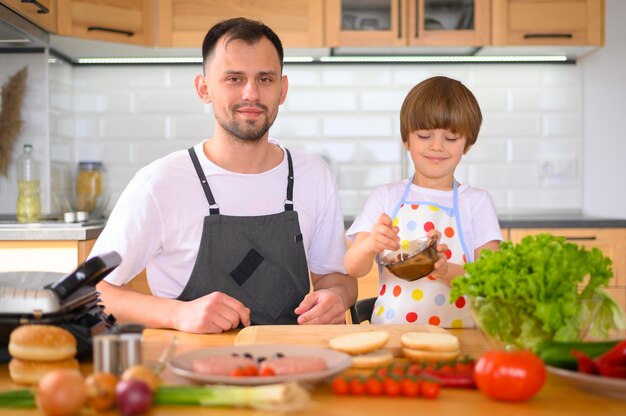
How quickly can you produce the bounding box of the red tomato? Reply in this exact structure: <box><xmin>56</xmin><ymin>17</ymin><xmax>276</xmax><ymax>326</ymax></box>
<box><xmin>382</xmin><ymin>377</ymin><xmax>401</xmax><ymax>397</ymax></box>
<box><xmin>349</xmin><ymin>378</ymin><xmax>366</xmax><ymax>396</ymax></box>
<box><xmin>258</xmin><ymin>367</ymin><xmax>275</xmax><ymax>377</ymax></box>
<box><xmin>400</xmin><ymin>378</ymin><xmax>421</xmax><ymax>397</ymax></box>
<box><xmin>364</xmin><ymin>378</ymin><xmax>383</xmax><ymax>396</ymax></box>
<box><xmin>331</xmin><ymin>377</ymin><xmax>349</xmax><ymax>396</ymax></box>
<box><xmin>421</xmin><ymin>380</ymin><xmax>441</xmax><ymax>399</ymax></box>
<box><xmin>474</xmin><ymin>350</ymin><xmax>546</xmax><ymax>402</ymax></box>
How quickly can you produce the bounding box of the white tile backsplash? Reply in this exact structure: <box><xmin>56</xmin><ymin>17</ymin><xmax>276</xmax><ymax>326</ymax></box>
<box><xmin>68</xmin><ymin>63</ymin><xmax>587</xmax><ymax>217</ymax></box>
<box><xmin>0</xmin><ymin>59</ymin><xmax>590</xmax><ymax>217</ymax></box>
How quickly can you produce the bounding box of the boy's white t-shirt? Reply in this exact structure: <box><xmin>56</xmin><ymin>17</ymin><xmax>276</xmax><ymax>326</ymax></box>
<box><xmin>90</xmin><ymin>139</ymin><xmax>347</xmax><ymax>298</ymax></box>
<box><xmin>346</xmin><ymin>179</ymin><xmax>503</xmax><ymax>255</ymax></box>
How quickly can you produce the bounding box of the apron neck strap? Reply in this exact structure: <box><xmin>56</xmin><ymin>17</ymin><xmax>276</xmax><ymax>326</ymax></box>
<box><xmin>188</xmin><ymin>147</ymin><xmax>220</xmax><ymax>215</ymax></box>
<box><xmin>285</xmin><ymin>149</ymin><xmax>295</xmax><ymax>211</ymax></box>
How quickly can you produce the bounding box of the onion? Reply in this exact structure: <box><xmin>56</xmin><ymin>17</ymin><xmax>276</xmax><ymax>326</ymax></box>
<box><xmin>36</xmin><ymin>369</ymin><xmax>86</xmax><ymax>416</ymax></box>
<box><xmin>85</xmin><ymin>372</ymin><xmax>118</xmax><ymax>411</ymax></box>
<box><xmin>116</xmin><ymin>379</ymin><xmax>153</xmax><ymax>415</ymax></box>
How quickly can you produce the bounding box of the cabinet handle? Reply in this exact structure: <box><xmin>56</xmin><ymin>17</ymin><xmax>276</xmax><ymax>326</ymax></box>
<box><xmin>563</xmin><ymin>236</ymin><xmax>597</xmax><ymax>241</ymax></box>
<box><xmin>397</xmin><ymin>0</ymin><xmax>402</xmax><ymax>39</ymax></box>
<box><xmin>87</xmin><ymin>26</ymin><xmax>134</xmax><ymax>37</ymax></box>
<box><xmin>523</xmin><ymin>33</ymin><xmax>573</xmax><ymax>39</ymax></box>
<box><xmin>21</xmin><ymin>0</ymin><xmax>49</xmax><ymax>14</ymax></box>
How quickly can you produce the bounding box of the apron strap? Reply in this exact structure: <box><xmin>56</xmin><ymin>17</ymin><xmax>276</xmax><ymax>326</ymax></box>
<box><xmin>188</xmin><ymin>147</ymin><xmax>220</xmax><ymax>215</ymax></box>
<box><xmin>285</xmin><ymin>149</ymin><xmax>294</xmax><ymax>211</ymax></box>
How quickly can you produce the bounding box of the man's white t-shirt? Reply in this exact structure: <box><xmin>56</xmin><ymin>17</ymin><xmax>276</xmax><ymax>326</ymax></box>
<box><xmin>346</xmin><ymin>179</ymin><xmax>503</xmax><ymax>257</ymax></box>
<box><xmin>90</xmin><ymin>139</ymin><xmax>347</xmax><ymax>298</ymax></box>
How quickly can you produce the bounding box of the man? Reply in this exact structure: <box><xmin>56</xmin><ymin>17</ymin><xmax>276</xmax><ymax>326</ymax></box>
<box><xmin>90</xmin><ymin>17</ymin><xmax>357</xmax><ymax>333</ymax></box>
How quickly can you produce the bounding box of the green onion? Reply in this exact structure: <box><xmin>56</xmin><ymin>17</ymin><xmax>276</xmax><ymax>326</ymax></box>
<box><xmin>0</xmin><ymin>389</ymin><xmax>36</xmax><ymax>408</ymax></box>
<box><xmin>154</xmin><ymin>382</ymin><xmax>310</xmax><ymax>412</ymax></box>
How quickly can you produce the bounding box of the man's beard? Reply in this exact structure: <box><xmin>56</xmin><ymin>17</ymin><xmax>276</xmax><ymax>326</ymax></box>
<box><xmin>218</xmin><ymin>103</ymin><xmax>274</xmax><ymax>142</ymax></box>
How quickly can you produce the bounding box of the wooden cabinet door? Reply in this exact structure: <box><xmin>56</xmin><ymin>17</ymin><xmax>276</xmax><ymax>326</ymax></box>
<box><xmin>326</xmin><ymin>0</ymin><xmax>490</xmax><ymax>47</ymax></box>
<box><xmin>158</xmin><ymin>0</ymin><xmax>324</xmax><ymax>48</ymax></box>
<box><xmin>407</xmin><ymin>0</ymin><xmax>490</xmax><ymax>46</ymax></box>
<box><xmin>509</xmin><ymin>228</ymin><xmax>626</xmax><ymax>314</ymax></box>
<box><xmin>325</xmin><ymin>0</ymin><xmax>406</xmax><ymax>47</ymax></box>
<box><xmin>491</xmin><ymin>0</ymin><xmax>605</xmax><ymax>46</ymax></box>
<box><xmin>56</xmin><ymin>0</ymin><xmax>155</xmax><ymax>46</ymax></box>
<box><xmin>1</xmin><ymin>0</ymin><xmax>58</xmax><ymax>32</ymax></box>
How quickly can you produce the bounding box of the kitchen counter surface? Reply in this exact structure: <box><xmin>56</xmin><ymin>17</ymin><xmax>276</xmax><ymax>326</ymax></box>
<box><xmin>345</xmin><ymin>213</ymin><xmax>626</xmax><ymax>230</ymax></box>
<box><xmin>0</xmin><ymin>221</ymin><xmax>105</xmax><ymax>241</ymax></box>
<box><xmin>1</xmin><ymin>326</ymin><xmax>624</xmax><ymax>415</ymax></box>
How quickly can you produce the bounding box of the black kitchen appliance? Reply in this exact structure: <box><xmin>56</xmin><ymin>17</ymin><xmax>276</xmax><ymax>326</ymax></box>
<box><xmin>0</xmin><ymin>251</ymin><xmax>121</xmax><ymax>362</ymax></box>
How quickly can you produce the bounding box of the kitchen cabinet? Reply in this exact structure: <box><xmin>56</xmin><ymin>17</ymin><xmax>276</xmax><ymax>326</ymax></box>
<box><xmin>157</xmin><ymin>0</ymin><xmax>324</xmax><ymax>48</ymax></box>
<box><xmin>0</xmin><ymin>239</ymin><xmax>96</xmax><ymax>273</ymax></box>
<box><xmin>325</xmin><ymin>0</ymin><xmax>490</xmax><ymax>47</ymax></box>
<box><xmin>509</xmin><ymin>228</ymin><xmax>626</xmax><ymax>314</ymax></box>
<box><xmin>56</xmin><ymin>0</ymin><xmax>155</xmax><ymax>46</ymax></box>
<box><xmin>1</xmin><ymin>0</ymin><xmax>58</xmax><ymax>32</ymax></box>
<box><xmin>491</xmin><ymin>0</ymin><xmax>605</xmax><ymax>46</ymax></box>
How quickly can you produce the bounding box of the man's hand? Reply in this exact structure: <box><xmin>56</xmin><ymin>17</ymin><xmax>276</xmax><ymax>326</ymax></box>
<box><xmin>173</xmin><ymin>292</ymin><xmax>251</xmax><ymax>334</ymax></box>
<box><xmin>294</xmin><ymin>289</ymin><xmax>346</xmax><ymax>325</ymax></box>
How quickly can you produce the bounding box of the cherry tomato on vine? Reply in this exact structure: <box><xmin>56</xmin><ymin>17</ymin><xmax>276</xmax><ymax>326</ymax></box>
<box><xmin>349</xmin><ymin>378</ymin><xmax>366</xmax><ymax>396</ymax></box>
<box><xmin>400</xmin><ymin>378</ymin><xmax>421</xmax><ymax>397</ymax></box>
<box><xmin>364</xmin><ymin>378</ymin><xmax>383</xmax><ymax>396</ymax></box>
<box><xmin>331</xmin><ymin>377</ymin><xmax>349</xmax><ymax>396</ymax></box>
<box><xmin>382</xmin><ymin>377</ymin><xmax>401</xmax><ymax>397</ymax></box>
<box><xmin>421</xmin><ymin>380</ymin><xmax>441</xmax><ymax>399</ymax></box>
<box><xmin>474</xmin><ymin>350</ymin><xmax>546</xmax><ymax>402</ymax></box>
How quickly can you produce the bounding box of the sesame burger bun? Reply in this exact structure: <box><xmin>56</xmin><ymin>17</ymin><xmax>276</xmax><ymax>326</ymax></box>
<box><xmin>8</xmin><ymin>325</ymin><xmax>77</xmax><ymax>362</ymax></box>
<box><xmin>8</xmin><ymin>357</ymin><xmax>80</xmax><ymax>386</ymax></box>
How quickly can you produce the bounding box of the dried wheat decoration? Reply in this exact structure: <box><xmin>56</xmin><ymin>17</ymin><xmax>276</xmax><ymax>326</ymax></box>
<box><xmin>0</xmin><ymin>66</ymin><xmax>28</xmax><ymax>176</ymax></box>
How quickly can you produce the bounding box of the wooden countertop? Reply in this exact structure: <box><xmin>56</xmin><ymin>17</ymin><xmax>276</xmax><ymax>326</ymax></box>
<box><xmin>0</xmin><ymin>326</ymin><xmax>624</xmax><ymax>415</ymax></box>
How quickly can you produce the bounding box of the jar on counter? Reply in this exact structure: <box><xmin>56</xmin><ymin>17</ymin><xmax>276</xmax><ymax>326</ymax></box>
<box><xmin>75</xmin><ymin>161</ymin><xmax>105</xmax><ymax>213</ymax></box>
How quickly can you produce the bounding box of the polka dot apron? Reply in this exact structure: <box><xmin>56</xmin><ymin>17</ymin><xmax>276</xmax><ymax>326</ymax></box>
<box><xmin>370</xmin><ymin>177</ymin><xmax>474</xmax><ymax>328</ymax></box>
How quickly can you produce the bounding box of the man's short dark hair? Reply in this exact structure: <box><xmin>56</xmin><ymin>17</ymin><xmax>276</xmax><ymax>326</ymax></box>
<box><xmin>201</xmin><ymin>17</ymin><xmax>284</xmax><ymax>72</ymax></box>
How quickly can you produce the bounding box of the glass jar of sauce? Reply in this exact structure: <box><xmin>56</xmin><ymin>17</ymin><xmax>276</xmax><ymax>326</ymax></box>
<box><xmin>75</xmin><ymin>161</ymin><xmax>104</xmax><ymax>213</ymax></box>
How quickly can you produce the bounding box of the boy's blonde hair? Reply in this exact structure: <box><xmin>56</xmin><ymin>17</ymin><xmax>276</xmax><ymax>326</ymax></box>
<box><xmin>400</xmin><ymin>76</ymin><xmax>482</xmax><ymax>151</ymax></box>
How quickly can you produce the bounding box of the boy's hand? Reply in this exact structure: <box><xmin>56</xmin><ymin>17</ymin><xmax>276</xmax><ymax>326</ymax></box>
<box><xmin>365</xmin><ymin>213</ymin><xmax>400</xmax><ymax>254</ymax></box>
<box><xmin>430</xmin><ymin>234</ymin><xmax>449</xmax><ymax>279</ymax></box>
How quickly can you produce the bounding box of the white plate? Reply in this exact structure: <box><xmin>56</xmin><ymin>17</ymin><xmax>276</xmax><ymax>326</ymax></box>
<box><xmin>169</xmin><ymin>344</ymin><xmax>352</xmax><ymax>385</ymax></box>
<box><xmin>547</xmin><ymin>366</ymin><xmax>626</xmax><ymax>400</ymax></box>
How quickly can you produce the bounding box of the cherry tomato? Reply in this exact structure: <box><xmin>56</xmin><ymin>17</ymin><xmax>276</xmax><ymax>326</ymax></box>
<box><xmin>331</xmin><ymin>377</ymin><xmax>350</xmax><ymax>396</ymax></box>
<box><xmin>382</xmin><ymin>377</ymin><xmax>401</xmax><ymax>397</ymax></box>
<box><xmin>230</xmin><ymin>368</ymin><xmax>246</xmax><ymax>377</ymax></box>
<box><xmin>374</xmin><ymin>367</ymin><xmax>389</xmax><ymax>378</ymax></box>
<box><xmin>400</xmin><ymin>378</ymin><xmax>421</xmax><ymax>397</ymax></box>
<box><xmin>242</xmin><ymin>365</ymin><xmax>258</xmax><ymax>376</ymax></box>
<box><xmin>349</xmin><ymin>378</ymin><xmax>366</xmax><ymax>396</ymax></box>
<box><xmin>258</xmin><ymin>367</ymin><xmax>275</xmax><ymax>377</ymax></box>
<box><xmin>364</xmin><ymin>378</ymin><xmax>383</xmax><ymax>396</ymax></box>
<box><xmin>474</xmin><ymin>350</ymin><xmax>546</xmax><ymax>402</ymax></box>
<box><xmin>421</xmin><ymin>380</ymin><xmax>441</xmax><ymax>399</ymax></box>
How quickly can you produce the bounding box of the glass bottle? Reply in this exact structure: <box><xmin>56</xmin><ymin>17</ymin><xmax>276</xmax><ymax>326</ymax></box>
<box><xmin>16</xmin><ymin>144</ymin><xmax>41</xmax><ymax>223</ymax></box>
<box><xmin>75</xmin><ymin>161</ymin><xmax>104</xmax><ymax>213</ymax></box>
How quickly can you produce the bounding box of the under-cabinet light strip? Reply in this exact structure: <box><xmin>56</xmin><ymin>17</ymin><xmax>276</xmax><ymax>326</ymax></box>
<box><xmin>74</xmin><ymin>55</ymin><xmax>568</xmax><ymax>65</ymax></box>
<box><xmin>319</xmin><ymin>55</ymin><xmax>569</xmax><ymax>63</ymax></box>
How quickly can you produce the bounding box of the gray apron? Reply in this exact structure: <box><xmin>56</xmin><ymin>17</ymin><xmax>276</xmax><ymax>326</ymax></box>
<box><xmin>177</xmin><ymin>147</ymin><xmax>310</xmax><ymax>325</ymax></box>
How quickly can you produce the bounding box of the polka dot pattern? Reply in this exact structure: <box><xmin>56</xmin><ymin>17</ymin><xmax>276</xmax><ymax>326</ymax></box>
<box><xmin>392</xmin><ymin>285</ymin><xmax>402</xmax><ymax>297</ymax></box>
<box><xmin>428</xmin><ymin>316</ymin><xmax>441</xmax><ymax>326</ymax></box>
<box><xmin>411</xmin><ymin>289</ymin><xmax>424</xmax><ymax>301</ymax></box>
<box><xmin>371</xmin><ymin>186</ymin><xmax>474</xmax><ymax>328</ymax></box>
<box><xmin>406</xmin><ymin>312</ymin><xmax>418</xmax><ymax>323</ymax></box>
<box><xmin>434</xmin><ymin>294</ymin><xmax>446</xmax><ymax>306</ymax></box>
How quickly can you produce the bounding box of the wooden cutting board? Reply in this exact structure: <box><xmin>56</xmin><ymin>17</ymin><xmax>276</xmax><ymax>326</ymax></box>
<box><xmin>234</xmin><ymin>324</ymin><xmax>450</xmax><ymax>357</ymax></box>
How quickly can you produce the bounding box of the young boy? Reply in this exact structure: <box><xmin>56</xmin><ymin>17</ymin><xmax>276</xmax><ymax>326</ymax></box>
<box><xmin>345</xmin><ymin>76</ymin><xmax>502</xmax><ymax>328</ymax></box>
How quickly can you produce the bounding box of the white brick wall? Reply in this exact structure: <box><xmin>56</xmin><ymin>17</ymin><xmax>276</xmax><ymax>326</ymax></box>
<box><xmin>0</xmin><ymin>59</ymin><xmax>585</xmax><ymax>217</ymax></box>
<box><xmin>67</xmin><ymin>63</ymin><xmax>584</xmax><ymax>217</ymax></box>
